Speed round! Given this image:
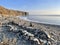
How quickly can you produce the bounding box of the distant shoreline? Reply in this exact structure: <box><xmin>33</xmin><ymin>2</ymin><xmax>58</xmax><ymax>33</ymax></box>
<box><xmin>18</xmin><ymin>16</ymin><xmax>60</xmax><ymax>26</ymax></box>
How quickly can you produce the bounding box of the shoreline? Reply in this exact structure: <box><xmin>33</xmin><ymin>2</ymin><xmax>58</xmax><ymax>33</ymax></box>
<box><xmin>32</xmin><ymin>21</ymin><xmax>60</xmax><ymax>27</ymax></box>
<box><xmin>18</xmin><ymin>16</ymin><xmax>60</xmax><ymax>26</ymax></box>
<box><xmin>0</xmin><ymin>16</ymin><xmax>60</xmax><ymax>45</ymax></box>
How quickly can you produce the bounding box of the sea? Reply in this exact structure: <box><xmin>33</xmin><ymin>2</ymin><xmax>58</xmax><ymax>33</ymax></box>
<box><xmin>18</xmin><ymin>15</ymin><xmax>60</xmax><ymax>25</ymax></box>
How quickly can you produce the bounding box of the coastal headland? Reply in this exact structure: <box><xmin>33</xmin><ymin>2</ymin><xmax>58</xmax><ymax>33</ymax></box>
<box><xmin>0</xmin><ymin>6</ymin><xmax>28</xmax><ymax>17</ymax></box>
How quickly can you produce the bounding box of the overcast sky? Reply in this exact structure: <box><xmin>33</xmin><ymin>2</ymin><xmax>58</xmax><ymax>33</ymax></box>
<box><xmin>0</xmin><ymin>0</ymin><xmax>60</xmax><ymax>15</ymax></box>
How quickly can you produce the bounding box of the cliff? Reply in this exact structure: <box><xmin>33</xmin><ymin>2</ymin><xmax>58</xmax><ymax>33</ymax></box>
<box><xmin>0</xmin><ymin>6</ymin><xmax>28</xmax><ymax>17</ymax></box>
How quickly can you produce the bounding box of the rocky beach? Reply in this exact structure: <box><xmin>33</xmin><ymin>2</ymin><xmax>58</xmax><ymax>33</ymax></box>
<box><xmin>0</xmin><ymin>6</ymin><xmax>60</xmax><ymax>45</ymax></box>
<box><xmin>0</xmin><ymin>0</ymin><xmax>60</xmax><ymax>45</ymax></box>
<box><xmin>0</xmin><ymin>15</ymin><xmax>60</xmax><ymax>45</ymax></box>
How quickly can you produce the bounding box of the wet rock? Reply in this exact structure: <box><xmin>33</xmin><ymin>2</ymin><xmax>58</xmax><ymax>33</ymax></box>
<box><xmin>57</xmin><ymin>41</ymin><xmax>60</xmax><ymax>45</ymax></box>
<box><xmin>0</xmin><ymin>22</ymin><xmax>53</xmax><ymax>45</ymax></box>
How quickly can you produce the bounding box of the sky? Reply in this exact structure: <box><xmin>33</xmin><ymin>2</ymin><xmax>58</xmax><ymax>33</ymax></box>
<box><xmin>0</xmin><ymin>0</ymin><xmax>60</xmax><ymax>15</ymax></box>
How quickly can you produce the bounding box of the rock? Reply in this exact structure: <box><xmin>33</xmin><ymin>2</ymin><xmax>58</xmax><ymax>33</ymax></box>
<box><xmin>57</xmin><ymin>41</ymin><xmax>60</xmax><ymax>45</ymax></box>
<box><xmin>0</xmin><ymin>17</ymin><xmax>59</xmax><ymax>45</ymax></box>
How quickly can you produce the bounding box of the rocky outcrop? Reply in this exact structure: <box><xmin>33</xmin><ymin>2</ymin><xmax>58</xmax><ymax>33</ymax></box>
<box><xmin>0</xmin><ymin>6</ymin><xmax>28</xmax><ymax>17</ymax></box>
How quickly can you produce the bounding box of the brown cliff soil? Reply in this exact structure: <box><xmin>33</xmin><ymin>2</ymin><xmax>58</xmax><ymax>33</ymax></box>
<box><xmin>0</xmin><ymin>6</ymin><xmax>28</xmax><ymax>17</ymax></box>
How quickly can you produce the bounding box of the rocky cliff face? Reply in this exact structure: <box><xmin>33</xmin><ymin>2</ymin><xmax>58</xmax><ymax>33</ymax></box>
<box><xmin>0</xmin><ymin>6</ymin><xmax>28</xmax><ymax>17</ymax></box>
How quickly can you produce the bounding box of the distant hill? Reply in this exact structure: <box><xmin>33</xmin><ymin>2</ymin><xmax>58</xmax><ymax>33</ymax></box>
<box><xmin>0</xmin><ymin>6</ymin><xmax>28</xmax><ymax>17</ymax></box>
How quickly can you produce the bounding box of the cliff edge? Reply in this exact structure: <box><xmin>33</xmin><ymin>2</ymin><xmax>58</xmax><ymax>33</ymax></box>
<box><xmin>0</xmin><ymin>6</ymin><xmax>28</xmax><ymax>17</ymax></box>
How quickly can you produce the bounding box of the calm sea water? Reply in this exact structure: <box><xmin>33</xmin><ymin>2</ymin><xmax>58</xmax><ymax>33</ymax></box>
<box><xmin>18</xmin><ymin>15</ymin><xmax>60</xmax><ymax>25</ymax></box>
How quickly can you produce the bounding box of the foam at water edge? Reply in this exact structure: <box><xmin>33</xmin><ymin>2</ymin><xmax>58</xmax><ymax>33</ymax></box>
<box><xmin>17</xmin><ymin>16</ymin><xmax>60</xmax><ymax>25</ymax></box>
<box><xmin>17</xmin><ymin>16</ymin><xmax>40</xmax><ymax>22</ymax></box>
